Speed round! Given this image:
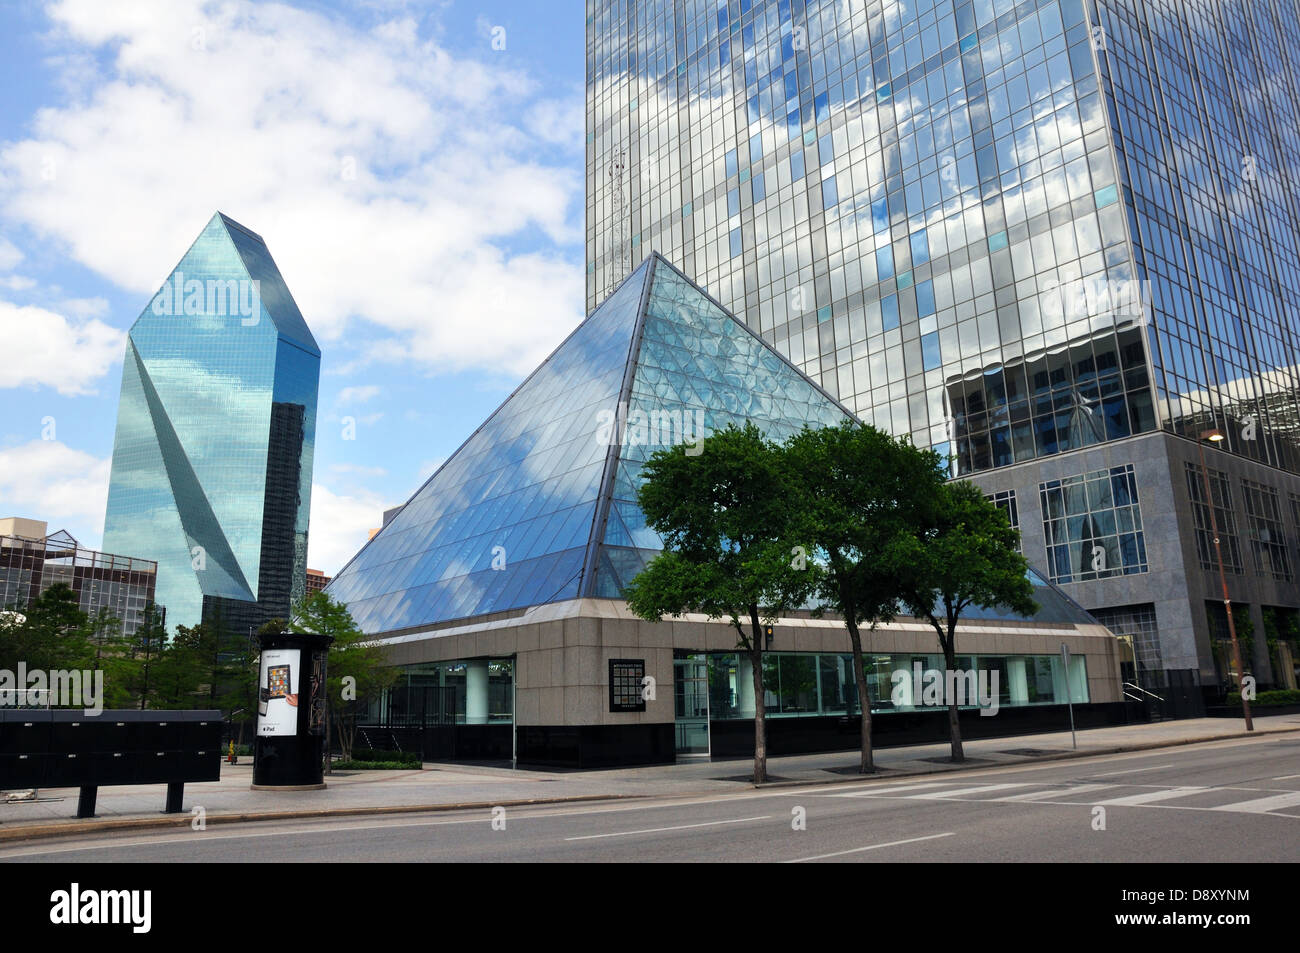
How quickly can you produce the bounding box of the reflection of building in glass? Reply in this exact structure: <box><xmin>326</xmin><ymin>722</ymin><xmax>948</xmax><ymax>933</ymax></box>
<box><xmin>328</xmin><ymin>257</ymin><xmax>1123</xmax><ymax>767</ymax></box>
<box><xmin>0</xmin><ymin>518</ymin><xmax>157</xmax><ymax>638</ymax></box>
<box><xmin>103</xmin><ymin>212</ymin><xmax>320</xmax><ymax>636</ymax></box>
<box><xmin>1039</xmin><ymin>463</ymin><xmax>1146</xmax><ymax>584</ymax></box>
<box><xmin>588</xmin><ymin>0</ymin><xmax>1300</xmax><ymax>697</ymax></box>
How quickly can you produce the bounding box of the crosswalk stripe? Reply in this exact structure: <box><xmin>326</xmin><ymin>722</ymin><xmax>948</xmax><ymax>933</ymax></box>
<box><xmin>825</xmin><ymin>782</ymin><xmax>951</xmax><ymax>798</ymax></box>
<box><xmin>1093</xmin><ymin>787</ymin><xmax>1208</xmax><ymax>806</ymax></box>
<box><xmin>910</xmin><ymin>783</ymin><xmax>1029</xmax><ymax>799</ymax></box>
<box><xmin>994</xmin><ymin>783</ymin><xmax>1116</xmax><ymax>802</ymax></box>
<box><xmin>1208</xmin><ymin>791</ymin><xmax>1300</xmax><ymax>815</ymax></box>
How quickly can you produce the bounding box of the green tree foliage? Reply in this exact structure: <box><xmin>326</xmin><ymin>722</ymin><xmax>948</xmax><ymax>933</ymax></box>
<box><xmin>149</xmin><ymin>622</ymin><xmax>214</xmax><ymax>709</ymax></box>
<box><xmin>119</xmin><ymin>604</ymin><xmax>167</xmax><ymax>709</ymax></box>
<box><xmin>785</xmin><ymin>421</ymin><xmax>947</xmax><ymax>773</ymax></box>
<box><xmin>0</xmin><ymin>583</ymin><xmax>96</xmax><ymax>674</ymax></box>
<box><xmin>290</xmin><ymin>592</ymin><xmax>397</xmax><ymax>768</ymax></box>
<box><xmin>895</xmin><ymin>480</ymin><xmax>1037</xmax><ymax>762</ymax></box>
<box><xmin>624</xmin><ymin>422</ymin><xmax>815</xmax><ymax>783</ymax></box>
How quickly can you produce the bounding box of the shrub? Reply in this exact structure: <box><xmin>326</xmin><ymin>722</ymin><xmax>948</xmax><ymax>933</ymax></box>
<box><xmin>1226</xmin><ymin>689</ymin><xmax>1300</xmax><ymax>707</ymax></box>
<box><xmin>351</xmin><ymin>747</ymin><xmax>420</xmax><ymax>765</ymax></box>
<box><xmin>331</xmin><ymin>760</ymin><xmax>420</xmax><ymax>770</ymax></box>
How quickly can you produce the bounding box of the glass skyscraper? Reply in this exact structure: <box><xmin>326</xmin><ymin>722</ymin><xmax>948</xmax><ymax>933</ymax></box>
<box><xmin>103</xmin><ymin>212</ymin><xmax>320</xmax><ymax>635</ymax></box>
<box><xmin>587</xmin><ymin>0</ymin><xmax>1300</xmax><ymax>692</ymax></box>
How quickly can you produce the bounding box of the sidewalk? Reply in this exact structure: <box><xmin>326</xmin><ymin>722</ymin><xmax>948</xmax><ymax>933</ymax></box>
<box><xmin>2</xmin><ymin>714</ymin><xmax>1296</xmax><ymax>842</ymax></box>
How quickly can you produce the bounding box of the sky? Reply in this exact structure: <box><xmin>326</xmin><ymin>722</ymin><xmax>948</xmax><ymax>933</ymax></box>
<box><xmin>0</xmin><ymin>0</ymin><xmax>587</xmax><ymax>576</ymax></box>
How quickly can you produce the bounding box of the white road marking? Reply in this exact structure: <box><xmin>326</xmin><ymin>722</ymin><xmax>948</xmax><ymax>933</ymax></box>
<box><xmin>564</xmin><ymin>815</ymin><xmax>771</xmax><ymax>841</ymax></box>
<box><xmin>1092</xmin><ymin>787</ymin><xmax>1209</xmax><ymax>806</ymax></box>
<box><xmin>1208</xmin><ymin>791</ymin><xmax>1300</xmax><ymax>815</ymax></box>
<box><xmin>995</xmin><ymin>783</ymin><xmax>1116</xmax><ymax>801</ymax></box>
<box><xmin>785</xmin><ymin>832</ymin><xmax>956</xmax><ymax>863</ymax></box>
<box><xmin>821</xmin><ymin>781</ymin><xmax>952</xmax><ymax>798</ymax></box>
<box><xmin>1089</xmin><ymin>764</ymin><xmax>1174</xmax><ymax>776</ymax></box>
<box><xmin>910</xmin><ymin>783</ymin><xmax>1030</xmax><ymax>799</ymax></box>
<box><xmin>1272</xmin><ymin>774</ymin><xmax>1300</xmax><ymax>781</ymax></box>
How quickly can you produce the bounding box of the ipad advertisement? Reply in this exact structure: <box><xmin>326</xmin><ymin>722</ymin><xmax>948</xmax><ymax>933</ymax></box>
<box><xmin>257</xmin><ymin>648</ymin><xmax>301</xmax><ymax>737</ymax></box>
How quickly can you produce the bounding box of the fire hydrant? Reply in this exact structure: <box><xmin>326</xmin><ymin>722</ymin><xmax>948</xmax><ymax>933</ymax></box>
<box><xmin>227</xmin><ymin>740</ymin><xmax>238</xmax><ymax>764</ymax></box>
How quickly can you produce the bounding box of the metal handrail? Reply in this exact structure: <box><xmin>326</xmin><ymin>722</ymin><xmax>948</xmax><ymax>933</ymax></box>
<box><xmin>1122</xmin><ymin>681</ymin><xmax>1164</xmax><ymax>702</ymax></box>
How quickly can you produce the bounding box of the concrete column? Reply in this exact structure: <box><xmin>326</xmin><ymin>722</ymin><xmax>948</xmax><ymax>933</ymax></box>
<box><xmin>1008</xmin><ymin>657</ymin><xmax>1029</xmax><ymax>706</ymax></box>
<box><xmin>466</xmin><ymin>660</ymin><xmax>489</xmax><ymax>724</ymax></box>
<box><xmin>736</xmin><ymin>657</ymin><xmax>755</xmax><ymax>718</ymax></box>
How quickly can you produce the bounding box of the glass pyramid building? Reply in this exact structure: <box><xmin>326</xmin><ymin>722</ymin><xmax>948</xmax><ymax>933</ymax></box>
<box><xmin>103</xmin><ymin>212</ymin><xmax>320</xmax><ymax>633</ymax></box>
<box><xmin>327</xmin><ymin>254</ymin><xmax>851</xmax><ymax>635</ymax></box>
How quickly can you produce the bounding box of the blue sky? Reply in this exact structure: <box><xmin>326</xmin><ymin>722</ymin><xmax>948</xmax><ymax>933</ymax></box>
<box><xmin>0</xmin><ymin>0</ymin><xmax>587</xmax><ymax>574</ymax></box>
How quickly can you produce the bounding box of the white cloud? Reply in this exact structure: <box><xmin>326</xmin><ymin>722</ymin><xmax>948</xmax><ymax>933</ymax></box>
<box><xmin>0</xmin><ymin>440</ymin><xmax>111</xmax><ymax>546</ymax></box>
<box><xmin>307</xmin><ymin>482</ymin><xmax>390</xmax><ymax>576</ymax></box>
<box><xmin>0</xmin><ymin>299</ymin><xmax>124</xmax><ymax>395</ymax></box>
<box><xmin>0</xmin><ymin>0</ymin><xmax>584</xmax><ymax>378</ymax></box>
<box><xmin>337</xmin><ymin>384</ymin><xmax>380</xmax><ymax>404</ymax></box>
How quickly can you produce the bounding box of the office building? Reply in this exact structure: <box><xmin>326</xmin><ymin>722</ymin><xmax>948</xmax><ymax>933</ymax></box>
<box><xmin>103</xmin><ymin>212</ymin><xmax>320</xmax><ymax>636</ymax></box>
<box><xmin>0</xmin><ymin>518</ymin><xmax>158</xmax><ymax>638</ymax></box>
<box><xmin>305</xmin><ymin>568</ymin><xmax>331</xmax><ymax>598</ymax></box>
<box><xmin>586</xmin><ymin>0</ymin><xmax>1300</xmax><ymax>697</ymax></box>
<box><xmin>327</xmin><ymin>255</ymin><xmax>1125</xmax><ymax>766</ymax></box>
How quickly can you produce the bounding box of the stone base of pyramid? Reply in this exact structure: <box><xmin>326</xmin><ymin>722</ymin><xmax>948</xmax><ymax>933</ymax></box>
<box><xmin>367</xmin><ymin>597</ymin><xmax>1129</xmax><ymax>769</ymax></box>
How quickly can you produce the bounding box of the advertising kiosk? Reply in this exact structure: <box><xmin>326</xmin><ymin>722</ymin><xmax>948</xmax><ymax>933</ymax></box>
<box><xmin>252</xmin><ymin>631</ymin><xmax>333</xmax><ymax>790</ymax></box>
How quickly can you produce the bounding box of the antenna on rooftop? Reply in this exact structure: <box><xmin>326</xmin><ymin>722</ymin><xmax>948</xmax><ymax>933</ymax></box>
<box><xmin>606</xmin><ymin>149</ymin><xmax>630</xmax><ymax>297</ymax></box>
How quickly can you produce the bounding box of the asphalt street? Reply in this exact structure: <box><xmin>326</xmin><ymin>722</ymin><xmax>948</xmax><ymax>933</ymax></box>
<box><xmin>4</xmin><ymin>734</ymin><xmax>1298</xmax><ymax>863</ymax></box>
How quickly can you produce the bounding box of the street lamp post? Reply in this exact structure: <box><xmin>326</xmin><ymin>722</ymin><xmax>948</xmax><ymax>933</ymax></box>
<box><xmin>1196</xmin><ymin>428</ymin><xmax>1253</xmax><ymax>731</ymax></box>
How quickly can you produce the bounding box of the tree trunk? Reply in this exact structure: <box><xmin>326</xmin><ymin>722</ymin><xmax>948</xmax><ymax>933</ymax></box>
<box><xmin>324</xmin><ymin>714</ymin><xmax>332</xmax><ymax>776</ymax></box>
<box><xmin>751</xmin><ymin>644</ymin><xmax>767</xmax><ymax>784</ymax></box>
<box><xmin>942</xmin><ymin>619</ymin><xmax>964</xmax><ymax>763</ymax></box>
<box><xmin>846</xmin><ymin>620</ymin><xmax>874</xmax><ymax>773</ymax></box>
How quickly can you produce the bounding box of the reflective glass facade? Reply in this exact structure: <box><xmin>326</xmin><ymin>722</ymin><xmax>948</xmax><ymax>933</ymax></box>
<box><xmin>1092</xmin><ymin>0</ymin><xmax>1300</xmax><ymax>470</ymax></box>
<box><xmin>586</xmin><ymin>0</ymin><xmax>1300</xmax><ymax>478</ymax></box>
<box><xmin>103</xmin><ymin>212</ymin><xmax>320</xmax><ymax>632</ymax></box>
<box><xmin>327</xmin><ymin>254</ymin><xmax>850</xmax><ymax>633</ymax></box>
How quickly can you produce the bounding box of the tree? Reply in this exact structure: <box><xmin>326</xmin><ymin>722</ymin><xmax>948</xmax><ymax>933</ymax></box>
<box><xmin>150</xmin><ymin>622</ymin><xmax>212</xmax><ymax>709</ymax></box>
<box><xmin>896</xmin><ymin>480</ymin><xmax>1037</xmax><ymax>762</ymax></box>
<box><xmin>785</xmin><ymin>422</ymin><xmax>947</xmax><ymax>773</ymax></box>
<box><xmin>290</xmin><ymin>592</ymin><xmax>396</xmax><ymax>769</ymax></box>
<box><xmin>121</xmin><ymin>604</ymin><xmax>168</xmax><ymax>709</ymax></box>
<box><xmin>624</xmin><ymin>422</ymin><xmax>815</xmax><ymax>784</ymax></box>
<box><xmin>87</xmin><ymin>608</ymin><xmax>142</xmax><ymax>710</ymax></box>
<box><xmin>0</xmin><ymin>583</ymin><xmax>96</xmax><ymax>676</ymax></box>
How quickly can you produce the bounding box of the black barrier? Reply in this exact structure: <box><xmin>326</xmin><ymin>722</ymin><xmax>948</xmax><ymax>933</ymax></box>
<box><xmin>0</xmin><ymin>709</ymin><xmax>221</xmax><ymax>817</ymax></box>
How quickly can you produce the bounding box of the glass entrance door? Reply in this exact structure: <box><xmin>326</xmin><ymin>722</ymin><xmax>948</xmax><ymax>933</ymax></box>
<box><xmin>674</xmin><ymin>655</ymin><xmax>710</xmax><ymax>758</ymax></box>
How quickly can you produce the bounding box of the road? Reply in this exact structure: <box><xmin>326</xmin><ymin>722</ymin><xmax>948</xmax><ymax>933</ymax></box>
<box><xmin>3</xmin><ymin>734</ymin><xmax>1298</xmax><ymax>863</ymax></box>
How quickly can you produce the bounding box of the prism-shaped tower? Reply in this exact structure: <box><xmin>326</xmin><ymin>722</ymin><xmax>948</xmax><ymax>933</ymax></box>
<box><xmin>103</xmin><ymin>212</ymin><xmax>320</xmax><ymax>635</ymax></box>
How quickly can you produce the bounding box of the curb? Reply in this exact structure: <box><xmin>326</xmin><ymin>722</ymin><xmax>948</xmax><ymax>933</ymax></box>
<box><xmin>0</xmin><ymin>793</ymin><xmax>648</xmax><ymax>844</ymax></box>
<box><xmin>3</xmin><ymin>724</ymin><xmax>1295</xmax><ymax>843</ymax></box>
